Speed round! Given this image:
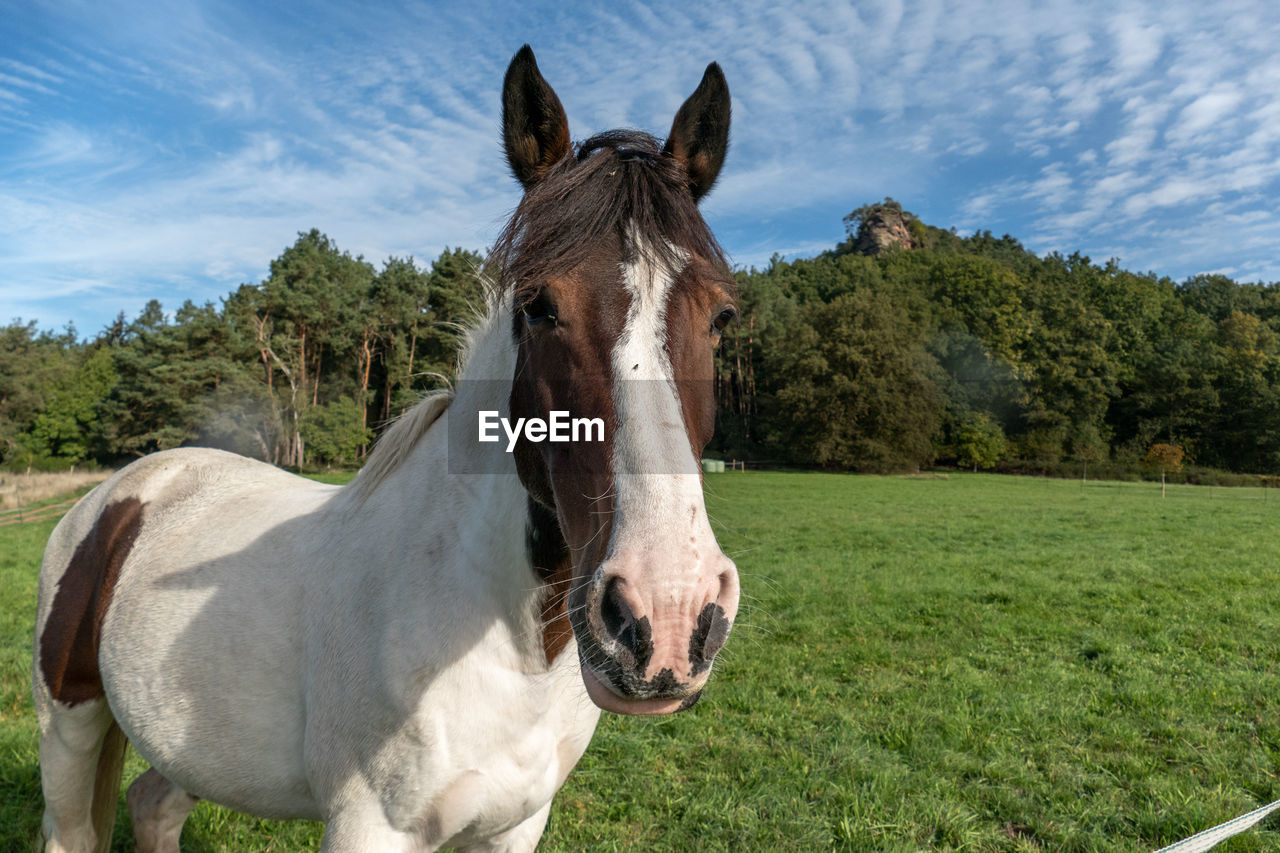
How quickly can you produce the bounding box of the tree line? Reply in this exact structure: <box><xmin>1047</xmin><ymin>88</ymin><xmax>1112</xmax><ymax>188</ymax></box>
<box><xmin>3</xmin><ymin>206</ymin><xmax>1279</xmax><ymax>478</ymax></box>
<box><xmin>712</xmin><ymin>200</ymin><xmax>1280</xmax><ymax>480</ymax></box>
<box><xmin>1</xmin><ymin>231</ymin><xmax>482</xmax><ymax>470</ymax></box>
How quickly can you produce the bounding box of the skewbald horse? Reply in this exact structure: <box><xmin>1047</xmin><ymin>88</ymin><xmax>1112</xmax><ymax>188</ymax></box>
<box><xmin>33</xmin><ymin>46</ymin><xmax>740</xmax><ymax>852</ymax></box>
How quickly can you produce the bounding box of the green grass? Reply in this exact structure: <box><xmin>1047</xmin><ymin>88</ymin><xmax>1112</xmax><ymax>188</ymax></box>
<box><xmin>5</xmin><ymin>473</ymin><xmax>1280</xmax><ymax>850</ymax></box>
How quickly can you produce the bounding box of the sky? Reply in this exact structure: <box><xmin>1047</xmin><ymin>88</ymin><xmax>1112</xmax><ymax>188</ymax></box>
<box><xmin>3</xmin><ymin>0</ymin><xmax>1280</xmax><ymax>337</ymax></box>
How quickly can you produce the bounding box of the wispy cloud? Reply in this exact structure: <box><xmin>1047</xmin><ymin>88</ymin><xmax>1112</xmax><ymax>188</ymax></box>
<box><xmin>3</xmin><ymin>0</ymin><xmax>1280</xmax><ymax>333</ymax></box>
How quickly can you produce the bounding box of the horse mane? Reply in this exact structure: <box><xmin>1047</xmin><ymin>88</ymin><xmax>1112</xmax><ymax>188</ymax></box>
<box><xmin>348</xmin><ymin>389</ymin><xmax>453</xmax><ymax>500</ymax></box>
<box><xmin>491</xmin><ymin>130</ymin><xmax>729</xmax><ymax>300</ymax></box>
<box><xmin>348</xmin><ymin>282</ymin><xmax>499</xmax><ymax>501</ymax></box>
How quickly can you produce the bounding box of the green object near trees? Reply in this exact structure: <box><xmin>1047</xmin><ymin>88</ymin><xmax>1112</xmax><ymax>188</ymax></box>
<box><xmin>954</xmin><ymin>412</ymin><xmax>1007</xmax><ymax>472</ymax></box>
<box><xmin>300</xmin><ymin>397</ymin><xmax>374</xmax><ymax>468</ymax></box>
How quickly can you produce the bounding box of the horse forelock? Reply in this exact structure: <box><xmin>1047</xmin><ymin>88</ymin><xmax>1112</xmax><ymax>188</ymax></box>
<box><xmin>491</xmin><ymin>129</ymin><xmax>729</xmax><ymax>305</ymax></box>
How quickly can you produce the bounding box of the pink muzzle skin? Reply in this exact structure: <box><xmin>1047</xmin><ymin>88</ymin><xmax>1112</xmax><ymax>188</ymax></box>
<box><xmin>577</xmin><ymin>550</ymin><xmax>739</xmax><ymax>714</ymax></box>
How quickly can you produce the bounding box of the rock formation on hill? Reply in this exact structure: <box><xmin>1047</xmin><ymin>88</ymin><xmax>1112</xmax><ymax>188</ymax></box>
<box><xmin>841</xmin><ymin>197</ymin><xmax>927</xmax><ymax>255</ymax></box>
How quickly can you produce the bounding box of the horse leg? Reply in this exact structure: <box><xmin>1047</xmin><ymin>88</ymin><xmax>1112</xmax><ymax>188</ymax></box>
<box><xmin>126</xmin><ymin>768</ymin><xmax>199</xmax><ymax>853</ymax></box>
<box><xmin>319</xmin><ymin>810</ymin><xmax>423</xmax><ymax>853</ymax></box>
<box><xmin>455</xmin><ymin>802</ymin><xmax>553</xmax><ymax>853</ymax></box>
<box><xmin>37</xmin><ymin>698</ymin><xmax>126</xmax><ymax>853</ymax></box>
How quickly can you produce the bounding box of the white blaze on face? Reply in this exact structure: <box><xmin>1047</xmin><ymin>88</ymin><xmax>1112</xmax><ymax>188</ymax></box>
<box><xmin>605</xmin><ymin>235</ymin><xmax>729</xmax><ymax>680</ymax></box>
<box><xmin>612</xmin><ymin>238</ymin><xmax>699</xmax><ymax>479</ymax></box>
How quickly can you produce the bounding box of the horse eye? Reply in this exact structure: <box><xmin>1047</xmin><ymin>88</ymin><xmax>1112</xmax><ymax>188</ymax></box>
<box><xmin>711</xmin><ymin>306</ymin><xmax>738</xmax><ymax>334</ymax></box>
<box><xmin>522</xmin><ymin>292</ymin><xmax>558</xmax><ymax>326</ymax></box>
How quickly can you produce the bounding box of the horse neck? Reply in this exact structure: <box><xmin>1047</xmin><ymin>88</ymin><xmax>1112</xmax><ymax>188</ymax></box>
<box><xmin>342</xmin><ymin>302</ymin><xmax>543</xmax><ymax>655</ymax></box>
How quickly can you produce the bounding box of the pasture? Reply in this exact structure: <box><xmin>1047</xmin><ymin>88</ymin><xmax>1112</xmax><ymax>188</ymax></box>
<box><xmin>0</xmin><ymin>469</ymin><xmax>112</xmax><ymax>513</ymax></box>
<box><xmin>3</xmin><ymin>471</ymin><xmax>1279</xmax><ymax>851</ymax></box>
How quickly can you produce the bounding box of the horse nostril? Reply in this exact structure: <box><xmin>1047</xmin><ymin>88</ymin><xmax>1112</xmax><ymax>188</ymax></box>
<box><xmin>600</xmin><ymin>578</ymin><xmax>652</xmax><ymax>672</ymax></box>
<box><xmin>689</xmin><ymin>602</ymin><xmax>731</xmax><ymax>674</ymax></box>
<box><xmin>599</xmin><ymin>580</ymin><xmax>631</xmax><ymax>646</ymax></box>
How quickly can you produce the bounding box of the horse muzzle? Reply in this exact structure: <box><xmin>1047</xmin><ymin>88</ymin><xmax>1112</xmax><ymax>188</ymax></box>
<box><xmin>574</xmin><ymin>551</ymin><xmax>739</xmax><ymax>715</ymax></box>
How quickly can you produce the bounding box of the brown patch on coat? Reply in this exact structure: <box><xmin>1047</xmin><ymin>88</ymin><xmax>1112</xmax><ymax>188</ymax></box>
<box><xmin>540</xmin><ymin>557</ymin><xmax>575</xmax><ymax>665</ymax></box>
<box><xmin>40</xmin><ymin>497</ymin><xmax>145</xmax><ymax>705</ymax></box>
<box><xmin>508</xmin><ymin>251</ymin><xmax>623</xmax><ymax>631</ymax></box>
<box><xmin>508</xmin><ymin>251</ymin><xmax>624</xmax><ymax>515</ymax></box>
<box><xmin>664</xmin><ymin>255</ymin><xmax>737</xmax><ymax>456</ymax></box>
<box><xmin>526</xmin><ymin>498</ymin><xmax>575</xmax><ymax>665</ymax></box>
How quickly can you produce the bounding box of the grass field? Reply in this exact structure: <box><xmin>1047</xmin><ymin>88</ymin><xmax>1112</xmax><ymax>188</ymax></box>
<box><xmin>3</xmin><ymin>472</ymin><xmax>1280</xmax><ymax>851</ymax></box>
<box><xmin>0</xmin><ymin>469</ymin><xmax>112</xmax><ymax>512</ymax></box>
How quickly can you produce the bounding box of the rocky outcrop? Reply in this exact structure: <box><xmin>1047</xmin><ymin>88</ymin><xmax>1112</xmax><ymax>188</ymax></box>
<box><xmin>853</xmin><ymin>204</ymin><xmax>923</xmax><ymax>255</ymax></box>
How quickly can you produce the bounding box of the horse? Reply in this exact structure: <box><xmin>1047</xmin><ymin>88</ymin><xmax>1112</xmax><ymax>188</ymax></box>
<box><xmin>32</xmin><ymin>44</ymin><xmax>740</xmax><ymax>852</ymax></box>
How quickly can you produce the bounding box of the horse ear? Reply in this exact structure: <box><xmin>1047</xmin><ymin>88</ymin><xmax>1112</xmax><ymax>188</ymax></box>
<box><xmin>663</xmin><ymin>63</ymin><xmax>731</xmax><ymax>202</ymax></box>
<box><xmin>503</xmin><ymin>45</ymin><xmax>572</xmax><ymax>190</ymax></box>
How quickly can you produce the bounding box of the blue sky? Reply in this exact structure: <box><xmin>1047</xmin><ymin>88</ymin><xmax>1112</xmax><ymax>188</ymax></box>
<box><xmin>4</xmin><ymin>0</ymin><xmax>1280</xmax><ymax>336</ymax></box>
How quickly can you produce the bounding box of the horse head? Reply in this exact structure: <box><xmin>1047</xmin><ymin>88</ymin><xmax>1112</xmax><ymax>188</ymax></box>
<box><xmin>498</xmin><ymin>45</ymin><xmax>740</xmax><ymax>715</ymax></box>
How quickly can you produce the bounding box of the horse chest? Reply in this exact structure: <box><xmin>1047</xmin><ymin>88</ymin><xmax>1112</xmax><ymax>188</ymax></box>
<box><xmin>422</xmin><ymin>727</ymin><xmax>563</xmax><ymax>842</ymax></box>
<box><xmin>370</xmin><ymin>663</ymin><xmax>599</xmax><ymax>846</ymax></box>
